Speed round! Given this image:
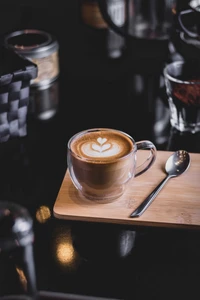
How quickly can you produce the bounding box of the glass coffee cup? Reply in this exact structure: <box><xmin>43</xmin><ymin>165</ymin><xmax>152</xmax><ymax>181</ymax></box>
<box><xmin>164</xmin><ymin>60</ymin><xmax>200</xmax><ymax>133</ymax></box>
<box><xmin>67</xmin><ymin>128</ymin><xmax>157</xmax><ymax>202</ymax></box>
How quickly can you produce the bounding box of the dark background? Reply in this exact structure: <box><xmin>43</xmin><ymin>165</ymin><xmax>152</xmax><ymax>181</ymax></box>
<box><xmin>0</xmin><ymin>0</ymin><xmax>194</xmax><ymax>147</ymax></box>
<box><xmin>1</xmin><ymin>1</ymin><xmax>200</xmax><ymax>300</ymax></box>
<box><xmin>0</xmin><ymin>0</ymin><xmax>172</xmax><ymax>144</ymax></box>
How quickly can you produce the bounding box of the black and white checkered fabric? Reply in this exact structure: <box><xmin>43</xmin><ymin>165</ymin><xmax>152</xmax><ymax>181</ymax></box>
<box><xmin>0</xmin><ymin>45</ymin><xmax>37</xmax><ymax>143</ymax></box>
<box><xmin>0</xmin><ymin>80</ymin><xmax>30</xmax><ymax>142</ymax></box>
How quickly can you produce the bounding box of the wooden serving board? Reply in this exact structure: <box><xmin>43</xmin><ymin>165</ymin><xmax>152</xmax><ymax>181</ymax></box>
<box><xmin>53</xmin><ymin>151</ymin><xmax>200</xmax><ymax>229</ymax></box>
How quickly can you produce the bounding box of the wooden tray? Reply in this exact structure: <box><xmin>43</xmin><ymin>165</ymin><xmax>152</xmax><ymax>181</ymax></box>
<box><xmin>53</xmin><ymin>151</ymin><xmax>200</xmax><ymax>229</ymax></box>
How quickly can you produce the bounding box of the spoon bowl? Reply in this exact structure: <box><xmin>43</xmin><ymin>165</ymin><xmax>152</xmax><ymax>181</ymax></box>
<box><xmin>130</xmin><ymin>150</ymin><xmax>191</xmax><ymax>218</ymax></box>
<box><xmin>165</xmin><ymin>150</ymin><xmax>190</xmax><ymax>177</ymax></box>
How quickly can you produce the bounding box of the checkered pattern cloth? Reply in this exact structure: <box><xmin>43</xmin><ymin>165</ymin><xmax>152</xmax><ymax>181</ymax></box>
<box><xmin>0</xmin><ymin>80</ymin><xmax>30</xmax><ymax>142</ymax></box>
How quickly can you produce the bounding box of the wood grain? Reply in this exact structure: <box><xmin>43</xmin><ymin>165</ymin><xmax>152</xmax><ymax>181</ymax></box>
<box><xmin>53</xmin><ymin>151</ymin><xmax>200</xmax><ymax>229</ymax></box>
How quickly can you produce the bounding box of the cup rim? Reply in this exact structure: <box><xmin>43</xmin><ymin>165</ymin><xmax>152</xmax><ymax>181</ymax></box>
<box><xmin>67</xmin><ymin>127</ymin><xmax>136</xmax><ymax>163</ymax></box>
<box><xmin>164</xmin><ymin>60</ymin><xmax>200</xmax><ymax>84</ymax></box>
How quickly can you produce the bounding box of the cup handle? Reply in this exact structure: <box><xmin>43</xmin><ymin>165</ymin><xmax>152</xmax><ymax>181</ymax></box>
<box><xmin>178</xmin><ymin>9</ymin><xmax>198</xmax><ymax>38</ymax></box>
<box><xmin>96</xmin><ymin>0</ymin><xmax>128</xmax><ymax>38</ymax></box>
<box><xmin>135</xmin><ymin>140</ymin><xmax>157</xmax><ymax>177</ymax></box>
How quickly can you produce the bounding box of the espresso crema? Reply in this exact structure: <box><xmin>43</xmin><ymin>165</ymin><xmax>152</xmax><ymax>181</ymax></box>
<box><xmin>70</xmin><ymin>130</ymin><xmax>134</xmax><ymax>162</ymax></box>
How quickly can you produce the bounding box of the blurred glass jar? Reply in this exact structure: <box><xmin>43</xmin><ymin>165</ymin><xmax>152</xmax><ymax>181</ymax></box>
<box><xmin>80</xmin><ymin>0</ymin><xmax>126</xmax><ymax>59</ymax></box>
<box><xmin>4</xmin><ymin>29</ymin><xmax>60</xmax><ymax>87</ymax></box>
<box><xmin>29</xmin><ymin>79</ymin><xmax>59</xmax><ymax>121</ymax></box>
<box><xmin>97</xmin><ymin>0</ymin><xmax>177</xmax><ymax>41</ymax></box>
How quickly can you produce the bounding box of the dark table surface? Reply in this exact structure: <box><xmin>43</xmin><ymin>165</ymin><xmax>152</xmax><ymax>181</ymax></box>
<box><xmin>0</xmin><ymin>1</ymin><xmax>200</xmax><ymax>299</ymax></box>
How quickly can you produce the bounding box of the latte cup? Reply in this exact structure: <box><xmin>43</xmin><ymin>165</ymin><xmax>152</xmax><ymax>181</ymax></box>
<box><xmin>67</xmin><ymin>128</ymin><xmax>157</xmax><ymax>201</ymax></box>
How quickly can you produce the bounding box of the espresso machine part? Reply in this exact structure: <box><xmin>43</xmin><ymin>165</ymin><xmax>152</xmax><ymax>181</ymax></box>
<box><xmin>0</xmin><ymin>201</ymin><xmax>37</xmax><ymax>299</ymax></box>
<box><xmin>97</xmin><ymin>0</ymin><xmax>177</xmax><ymax>41</ymax></box>
<box><xmin>80</xmin><ymin>0</ymin><xmax>126</xmax><ymax>58</ymax></box>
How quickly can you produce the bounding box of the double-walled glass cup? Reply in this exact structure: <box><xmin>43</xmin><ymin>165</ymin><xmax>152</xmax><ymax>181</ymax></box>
<box><xmin>67</xmin><ymin>128</ymin><xmax>157</xmax><ymax>202</ymax></box>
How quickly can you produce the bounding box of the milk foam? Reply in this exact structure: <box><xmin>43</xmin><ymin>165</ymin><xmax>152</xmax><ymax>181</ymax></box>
<box><xmin>71</xmin><ymin>130</ymin><xmax>134</xmax><ymax>160</ymax></box>
<box><xmin>81</xmin><ymin>137</ymin><xmax>121</xmax><ymax>158</ymax></box>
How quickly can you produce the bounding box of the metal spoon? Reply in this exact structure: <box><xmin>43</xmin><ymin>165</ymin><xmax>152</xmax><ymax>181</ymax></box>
<box><xmin>130</xmin><ymin>150</ymin><xmax>191</xmax><ymax>218</ymax></box>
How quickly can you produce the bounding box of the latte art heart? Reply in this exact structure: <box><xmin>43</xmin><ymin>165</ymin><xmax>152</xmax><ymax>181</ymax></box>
<box><xmin>92</xmin><ymin>143</ymin><xmax>111</xmax><ymax>152</ymax></box>
<box><xmin>97</xmin><ymin>137</ymin><xmax>107</xmax><ymax>145</ymax></box>
<box><xmin>81</xmin><ymin>137</ymin><xmax>121</xmax><ymax>158</ymax></box>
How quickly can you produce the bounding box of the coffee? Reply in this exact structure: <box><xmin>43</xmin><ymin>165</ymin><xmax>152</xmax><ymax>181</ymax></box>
<box><xmin>173</xmin><ymin>80</ymin><xmax>200</xmax><ymax>106</ymax></box>
<box><xmin>68</xmin><ymin>129</ymin><xmax>135</xmax><ymax>201</ymax></box>
<box><xmin>67</xmin><ymin>128</ymin><xmax>156</xmax><ymax>201</ymax></box>
<box><xmin>70</xmin><ymin>129</ymin><xmax>133</xmax><ymax>161</ymax></box>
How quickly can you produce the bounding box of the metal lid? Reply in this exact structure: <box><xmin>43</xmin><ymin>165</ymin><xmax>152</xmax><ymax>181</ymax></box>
<box><xmin>4</xmin><ymin>29</ymin><xmax>59</xmax><ymax>58</ymax></box>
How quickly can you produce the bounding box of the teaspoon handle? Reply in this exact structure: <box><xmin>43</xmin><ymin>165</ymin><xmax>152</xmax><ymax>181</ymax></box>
<box><xmin>130</xmin><ymin>175</ymin><xmax>171</xmax><ymax>218</ymax></box>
